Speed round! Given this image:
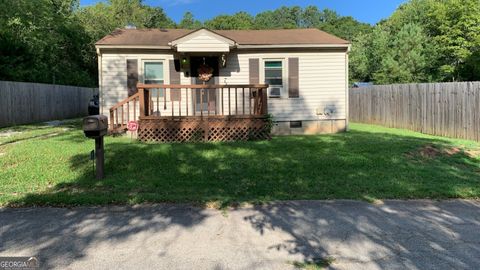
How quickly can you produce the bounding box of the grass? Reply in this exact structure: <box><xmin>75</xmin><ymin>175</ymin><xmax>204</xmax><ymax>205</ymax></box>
<box><xmin>0</xmin><ymin>119</ymin><xmax>479</xmax><ymax>207</ymax></box>
<box><xmin>290</xmin><ymin>257</ymin><xmax>335</xmax><ymax>270</ymax></box>
<box><xmin>0</xmin><ymin>120</ymin><xmax>78</xmax><ymax>145</ymax></box>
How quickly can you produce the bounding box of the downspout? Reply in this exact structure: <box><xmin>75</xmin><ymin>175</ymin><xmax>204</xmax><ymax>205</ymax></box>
<box><xmin>345</xmin><ymin>45</ymin><xmax>351</xmax><ymax>131</ymax></box>
<box><xmin>96</xmin><ymin>47</ymin><xmax>103</xmax><ymax>115</ymax></box>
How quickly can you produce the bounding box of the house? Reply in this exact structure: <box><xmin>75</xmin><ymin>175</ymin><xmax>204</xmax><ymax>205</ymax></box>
<box><xmin>95</xmin><ymin>28</ymin><xmax>350</xmax><ymax>142</ymax></box>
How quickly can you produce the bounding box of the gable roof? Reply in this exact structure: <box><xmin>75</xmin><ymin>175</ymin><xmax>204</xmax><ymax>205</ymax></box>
<box><xmin>168</xmin><ymin>28</ymin><xmax>235</xmax><ymax>52</ymax></box>
<box><xmin>95</xmin><ymin>28</ymin><xmax>350</xmax><ymax>48</ymax></box>
<box><xmin>169</xmin><ymin>28</ymin><xmax>236</xmax><ymax>46</ymax></box>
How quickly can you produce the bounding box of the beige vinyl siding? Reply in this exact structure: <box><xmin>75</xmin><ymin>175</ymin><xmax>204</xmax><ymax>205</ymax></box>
<box><xmin>220</xmin><ymin>51</ymin><xmax>347</xmax><ymax>121</ymax></box>
<box><xmin>99</xmin><ymin>50</ymin><xmax>348</xmax><ymax>123</ymax></box>
<box><xmin>176</xmin><ymin>32</ymin><xmax>230</xmax><ymax>52</ymax></box>
<box><xmin>100</xmin><ymin>52</ymin><xmax>177</xmax><ymax>116</ymax></box>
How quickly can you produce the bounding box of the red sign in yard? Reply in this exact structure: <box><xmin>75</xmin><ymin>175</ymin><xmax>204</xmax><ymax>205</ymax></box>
<box><xmin>127</xmin><ymin>121</ymin><xmax>138</xmax><ymax>131</ymax></box>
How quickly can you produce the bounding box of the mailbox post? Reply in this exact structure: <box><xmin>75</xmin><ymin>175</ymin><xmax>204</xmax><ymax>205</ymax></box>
<box><xmin>83</xmin><ymin>115</ymin><xmax>108</xmax><ymax>179</ymax></box>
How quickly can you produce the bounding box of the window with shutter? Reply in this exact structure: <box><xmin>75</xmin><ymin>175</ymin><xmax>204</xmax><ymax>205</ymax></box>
<box><xmin>264</xmin><ymin>60</ymin><xmax>284</xmax><ymax>98</ymax></box>
<box><xmin>288</xmin><ymin>58</ymin><xmax>299</xmax><ymax>98</ymax></box>
<box><xmin>143</xmin><ymin>61</ymin><xmax>164</xmax><ymax>98</ymax></box>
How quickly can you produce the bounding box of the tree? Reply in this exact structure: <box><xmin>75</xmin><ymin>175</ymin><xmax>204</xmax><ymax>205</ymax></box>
<box><xmin>198</xmin><ymin>6</ymin><xmax>370</xmax><ymax>41</ymax></box>
<box><xmin>350</xmin><ymin>0</ymin><xmax>480</xmax><ymax>83</ymax></box>
<box><xmin>178</xmin><ymin>11</ymin><xmax>202</xmax><ymax>29</ymax></box>
<box><xmin>253</xmin><ymin>6</ymin><xmax>303</xmax><ymax>29</ymax></box>
<box><xmin>349</xmin><ymin>33</ymin><xmax>371</xmax><ymax>82</ymax></box>
<box><xmin>319</xmin><ymin>15</ymin><xmax>371</xmax><ymax>42</ymax></box>
<box><xmin>301</xmin><ymin>6</ymin><xmax>322</xmax><ymax>28</ymax></box>
<box><xmin>76</xmin><ymin>0</ymin><xmax>175</xmax><ymax>85</ymax></box>
<box><xmin>77</xmin><ymin>0</ymin><xmax>174</xmax><ymax>41</ymax></box>
<box><xmin>373</xmin><ymin>24</ymin><xmax>429</xmax><ymax>84</ymax></box>
<box><xmin>204</xmin><ymin>12</ymin><xmax>254</xmax><ymax>30</ymax></box>
<box><xmin>0</xmin><ymin>0</ymin><xmax>94</xmax><ymax>86</ymax></box>
<box><xmin>386</xmin><ymin>0</ymin><xmax>480</xmax><ymax>81</ymax></box>
<box><xmin>143</xmin><ymin>6</ymin><xmax>176</xmax><ymax>28</ymax></box>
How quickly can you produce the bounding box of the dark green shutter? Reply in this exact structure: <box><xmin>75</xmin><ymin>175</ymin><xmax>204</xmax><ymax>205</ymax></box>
<box><xmin>127</xmin><ymin>59</ymin><xmax>138</xmax><ymax>96</ymax></box>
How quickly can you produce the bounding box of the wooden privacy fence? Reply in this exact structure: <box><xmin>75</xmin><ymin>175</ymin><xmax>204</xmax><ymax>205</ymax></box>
<box><xmin>0</xmin><ymin>81</ymin><xmax>97</xmax><ymax>127</ymax></box>
<box><xmin>349</xmin><ymin>82</ymin><xmax>480</xmax><ymax>141</ymax></box>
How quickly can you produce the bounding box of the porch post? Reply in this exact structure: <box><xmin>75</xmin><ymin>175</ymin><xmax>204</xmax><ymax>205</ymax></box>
<box><xmin>109</xmin><ymin>109</ymin><xmax>114</xmax><ymax>130</ymax></box>
<box><xmin>139</xmin><ymin>88</ymin><xmax>146</xmax><ymax>117</ymax></box>
<box><xmin>261</xmin><ymin>87</ymin><xmax>268</xmax><ymax>115</ymax></box>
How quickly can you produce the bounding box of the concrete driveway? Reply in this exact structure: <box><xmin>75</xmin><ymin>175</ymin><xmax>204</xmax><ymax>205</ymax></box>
<box><xmin>1</xmin><ymin>200</ymin><xmax>479</xmax><ymax>270</ymax></box>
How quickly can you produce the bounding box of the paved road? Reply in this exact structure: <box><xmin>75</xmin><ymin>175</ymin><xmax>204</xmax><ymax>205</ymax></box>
<box><xmin>1</xmin><ymin>200</ymin><xmax>479</xmax><ymax>270</ymax></box>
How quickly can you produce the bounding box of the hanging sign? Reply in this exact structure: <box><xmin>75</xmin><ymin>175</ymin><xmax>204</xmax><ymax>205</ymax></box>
<box><xmin>127</xmin><ymin>121</ymin><xmax>138</xmax><ymax>131</ymax></box>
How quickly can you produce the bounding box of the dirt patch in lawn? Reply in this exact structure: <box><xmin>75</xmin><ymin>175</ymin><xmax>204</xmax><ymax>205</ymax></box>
<box><xmin>0</xmin><ymin>130</ymin><xmax>23</xmax><ymax>137</ymax></box>
<box><xmin>405</xmin><ymin>144</ymin><xmax>472</xmax><ymax>160</ymax></box>
<box><xmin>465</xmin><ymin>149</ymin><xmax>480</xmax><ymax>158</ymax></box>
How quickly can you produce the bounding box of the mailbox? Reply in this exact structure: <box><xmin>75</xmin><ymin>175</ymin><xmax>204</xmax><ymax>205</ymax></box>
<box><xmin>83</xmin><ymin>115</ymin><xmax>108</xmax><ymax>138</ymax></box>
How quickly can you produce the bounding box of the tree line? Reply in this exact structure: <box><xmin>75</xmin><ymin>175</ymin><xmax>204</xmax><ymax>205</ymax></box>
<box><xmin>1</xmin><ymin>0</ymin><xmax>478</xmax><ymax>87</ymax></box>
<box><xmin>350</xmin><ymin>0</ymin><xmax>480</xmax><ymax>84</ymax></box>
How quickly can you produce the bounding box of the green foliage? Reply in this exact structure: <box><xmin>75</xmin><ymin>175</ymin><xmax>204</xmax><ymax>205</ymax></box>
<box><xmin>204</xmin><ymin>12</ymin><xmax>254</xmax><ymax>30</ymax></box>
<box><xmin>372</xmin><ymin>23</ymin><xmax>430</xmax><ymax>84</ymax></box>
<box><xmin>198</xmin><ymin>6</ymin><xmax>371</xmax><ymax>41</ymax></box>
<box><xmin>76</xmin><ymin>0</ymin><xmax>175</xmax><ymax>83</ymax></box>
<box><xmin>178</xmin><ymin>11</ymin><xmax>202</xmax><ymax>29</ymax></box>
<box><xmin>254</xmin><ymin>6</ymin><xmax>302</xmax><ymax>29</ymax></box>
<box><xmin>290</xmin><ymin>257</ymin><xmax>335</xmax><ymax>270</ymax></box>
<box><xmin>264</xmin><ymin>114</ymin><xmax>275</xmax><ymax>135</ymax></box>
<box><xmin>349</xmin><ymin>33</ymin><xmax>371</xmax><ymax>82</ymax></box>
<box><xmin>351</xmin><ymin>0</ymin><xmax>480</xmax><ymax>84</ymax></box>
<box><xmin>0</xmin><ymin>0</ymin><xmax>174</xmax><ymax>87</ymax></box>
<box><xmin>5</xmin><ymin>0</ymin><xmax>477</xmax><ymax>87</ymax></box>
<box><xmin>0</xmin><ymin>0</ymin><xmax>94</xmax><ymax>86</ymax></box>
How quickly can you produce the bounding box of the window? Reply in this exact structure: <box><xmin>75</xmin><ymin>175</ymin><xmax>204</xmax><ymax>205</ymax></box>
<box><xmin>290</xmin><ymin>121</ymin><xmax>302</xmax><ymax>128</ymax></box>
<box><xmin>264</xmin><ymin>60</ymin><xmax>283</xmax><ymax>98</ymax></box>
<box><xmin>144</xmin><ymin>61</ymin><xmax>164</xmax><ymax>97</ymax></box>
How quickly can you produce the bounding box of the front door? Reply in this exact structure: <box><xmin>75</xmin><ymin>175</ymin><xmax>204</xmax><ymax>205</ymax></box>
<box><xmin>190</xmin><ymin>56</ymin><xmax>219</xmax><ymax>113</ymax></box>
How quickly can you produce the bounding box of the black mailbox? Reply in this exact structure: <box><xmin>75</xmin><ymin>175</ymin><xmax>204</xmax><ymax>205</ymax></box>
<box><xmin>83</xmin><ymin>115</ymin><xmax>108</xmax><ymax>138</ymax></box>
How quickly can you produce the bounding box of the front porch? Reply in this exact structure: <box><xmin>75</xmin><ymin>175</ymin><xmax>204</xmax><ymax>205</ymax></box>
<box><xmin>109</xmin><ymin>84</ymin><xmax>271</xmax><ymax>142</ymax></box>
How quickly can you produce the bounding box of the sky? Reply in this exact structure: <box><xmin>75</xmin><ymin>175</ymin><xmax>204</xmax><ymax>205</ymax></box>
<box><xmin>79</xmin><ymin>0</ymin><xmax>408</xmax><ymax>25</ymax></box>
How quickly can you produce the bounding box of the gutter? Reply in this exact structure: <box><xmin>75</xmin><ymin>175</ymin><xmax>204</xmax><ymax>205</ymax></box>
<box><xmin>95</xmin><ymin>45</ymin><xmax>172</xmax><ymax>50</ymax></box>
<box><xmin>96</xmin><ymin>47</ymin><xmax>103</xmax><ymax>115</ymax></box>
<box><xmin>236</xmin><ymin>44</ymin><xmax>351</xmax><ymax>49</ymax></box>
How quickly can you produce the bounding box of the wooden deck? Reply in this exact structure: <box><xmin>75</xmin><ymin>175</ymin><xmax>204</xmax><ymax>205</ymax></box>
<box><xmin>109</xmin><ymin>84</ymin><xmax>271</xmax><ymax>142</ymax></box>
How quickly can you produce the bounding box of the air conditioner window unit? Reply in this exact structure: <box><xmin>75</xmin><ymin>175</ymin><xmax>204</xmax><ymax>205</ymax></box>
<box><xmin>269</xmin><ymin>87</ymin><xmax>281</xmax><ymax>98</ymax></box>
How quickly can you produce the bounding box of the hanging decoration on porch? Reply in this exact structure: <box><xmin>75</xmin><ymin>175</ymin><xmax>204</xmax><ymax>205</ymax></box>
<box><xmin>197</xmin><ymin>64</ymin><xmax>213</xmax><ymax>82</ymax></box>
<box><xmin>197</xmin><ymin>57</ymin><xmax>214</xmax><ymax>82</ymax></box>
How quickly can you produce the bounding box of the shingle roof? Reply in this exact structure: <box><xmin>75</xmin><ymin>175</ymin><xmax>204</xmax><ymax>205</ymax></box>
<box><xmin>215</xmin><ymin>29</ymin><xmax>349</xmax><ymax>45</ymax></box>
<box><xmin>95</xmin><ymin>28</ymin><xmax>350</xmax><ymax>46</ymax></box>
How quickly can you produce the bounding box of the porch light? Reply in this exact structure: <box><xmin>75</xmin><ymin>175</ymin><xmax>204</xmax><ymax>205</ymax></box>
<box><xmin>221</xmin><ymin>53</ymin><xmax>227</xmax><ymax>67</ymax></box>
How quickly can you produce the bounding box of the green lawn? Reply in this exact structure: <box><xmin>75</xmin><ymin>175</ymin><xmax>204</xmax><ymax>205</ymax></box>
<box><xmin>0</xmin><ymin>120</ymin><xmax>479</xmax><ymax>207</ymax></box>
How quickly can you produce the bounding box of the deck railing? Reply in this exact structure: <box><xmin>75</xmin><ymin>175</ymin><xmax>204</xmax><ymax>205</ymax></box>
<box><xmin>109</xmin><ymin>92</ymin><xmax>140</xmax><ymax>132</ymax></box>
<box><xmin>109</xmin><ymin>84</ymin><xmax>268</xmax><ymax>132</ymax></box>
